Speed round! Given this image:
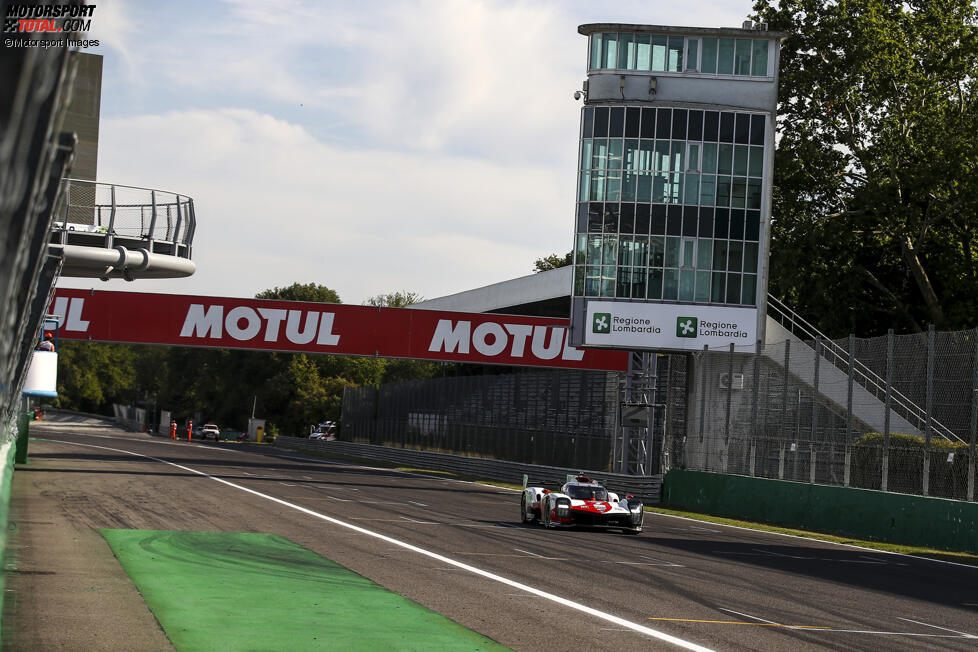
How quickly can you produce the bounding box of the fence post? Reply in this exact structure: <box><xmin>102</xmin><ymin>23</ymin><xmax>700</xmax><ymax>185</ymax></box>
<box><xmin>780</xmin><ymin>340</ymin><xmax>790</xmax><ymax>480</ymax></box>
<box><xmin>782</xmin><ymin>340</ymin><xmax>790</xmax><ymax>440</ymax></box>
<box><xmin>811</xmin><ymin>336</ymin><xmax>820</xmax><ymax>484</ymax></box>
<box><xmin>106</xmin><ymin>184</ymin><xmax>117</xmax><ymax>249</ymax></box>
<box><xmin>970</xmin><ymin>328</ymin><xmax>977</xmax><ymax>502</ymax></box>
<box><xmin>750</xmin><ymin>339</ymin><xmax>761</xmax><ymax>477</ymax></box>
<box><xmin>616</xmin><ymin>376</ymin><xmax>627</xmax><ymax>473</ymax></box>
<box><xmin>699</xmin><ymin>345</ymin><xmax>708</xmax><ymax>453</ymax></box>
<box><xmin>882</xmin><ymin>329</ymin><xmax>893</xmax><ymax>492</ymax></box>
<box><xmin>725</xmin><ymin>342</ymin><xmax>734</xmax><ymax>449</ymax></box>
<box><xmin>778</xmin><ymin>441</ymin><xmax>785</xmax><ymax>480</ymax></box>
<box><xmin>924</xmin><ymin>324</ymin><xmax>934</xmax><ymax>496</ymax></box>
<box><xmin>845</xmin><ymin>334</ymin><xmax>854</xmax><ymax>487</ymax></box>
<box><xmin>148</xmin><ymin>189</ymin><xmax>158</xmax><ymax>249</ymax></box>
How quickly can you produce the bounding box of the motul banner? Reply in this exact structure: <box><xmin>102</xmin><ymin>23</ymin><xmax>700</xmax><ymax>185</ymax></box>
<box><xmin>50</xmin><ymin>289</ymin><xmax>628</xmax><ymax>372</ymax></box>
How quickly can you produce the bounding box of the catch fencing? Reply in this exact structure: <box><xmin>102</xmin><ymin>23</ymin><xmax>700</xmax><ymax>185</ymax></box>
<box><xmin>342</xmin><ymin>369</ymin><xmax>619</xmax><ymax>471</ymax></box>
<box><xmin>684</xmin><ymin>326</ymin><xmax>978</xmax><ymax>502</ymax></box>
<box><xmin>342</xmin><ymin>321</ymin><xmax>977</xmax><ymax>505</ymax></box>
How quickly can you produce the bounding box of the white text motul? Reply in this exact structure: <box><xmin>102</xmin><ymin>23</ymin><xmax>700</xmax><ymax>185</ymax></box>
<box><xmin>179</xmin><ymin>304</ymin><xmax>340</xmax><ymax>345</ymax></box>
<box><xmin>427</xmin><ymin>320</ymin><xmax>584</xmax><ymax>361</ymax></box>
<box><xmin>51</xmin><ymin>296</ymin><xmax>90</xmax><ymax>332</ymax></box>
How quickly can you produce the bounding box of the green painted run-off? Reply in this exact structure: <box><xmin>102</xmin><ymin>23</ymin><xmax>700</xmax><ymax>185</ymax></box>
<box><xmin>662</xmin><ymin>469</ymin><xmax>978</xmax><ymax>554</ymax></box>
<box><xmin>100</xmin><ymin>530</ymin><xmax>508</xmax><ymax>651</ymax></box>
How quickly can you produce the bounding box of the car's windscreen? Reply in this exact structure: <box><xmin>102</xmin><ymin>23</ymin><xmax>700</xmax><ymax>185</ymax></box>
<box><xmin>566</xmin><ymin>486</ymin><xmax>608</xmax><ymax>501</ymax></box>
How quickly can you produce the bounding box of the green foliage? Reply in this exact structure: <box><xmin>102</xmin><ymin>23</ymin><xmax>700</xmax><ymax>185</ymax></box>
<box><xmin>365</xmin><ymin>291</ymin><xmax>423</xmax><ymax>307</ymax></box>
<box><xmin>753</xmin><ymin>0</ymin><xmax>978</xmax><ymax>336</ymax></box>
<box><xmin>55</xmin><ymin>341</ymin><xmax>137</xmax><ymax>413</ymax></box>
<box><xmin>533</xmin><ymin>252</ymin><xmax>573</xmax><ymax>273</ymax></box>
<box><xmin>265</xmin><ymin>355</ymin><xmax>352</xmax><ymax>435</ymax></box>
<box><xmin>850</xmin><ymin>432</ymin><xmax>972</xmax><ymax>498</ymax></box>
<box><xmin>255</xmin><ymin>282</ymin><xmax>340</xmax><ymax>304</ymax></box>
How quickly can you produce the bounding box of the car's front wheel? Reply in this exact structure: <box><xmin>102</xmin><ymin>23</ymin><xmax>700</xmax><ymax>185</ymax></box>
<box><xmin>622</xmin><ymin>509</ymin><xmax>643</xmax><ymax>535</ymax></box>
<box><xmin>541</xmin><ymin>500</ymin><xmax>553</xmax><ymax>528</ymax></box>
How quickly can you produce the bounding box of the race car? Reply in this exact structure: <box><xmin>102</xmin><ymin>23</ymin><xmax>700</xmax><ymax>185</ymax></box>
<box><xmin>520</xmin><ymin>474</ymin><xmax>644</xmax><ymax>535</ymax></box>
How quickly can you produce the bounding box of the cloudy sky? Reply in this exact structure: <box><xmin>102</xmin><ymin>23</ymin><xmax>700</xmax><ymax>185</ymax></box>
<box><xmin>59</xmin><ymin>0</ymin><xmax>758</xmax><ymax>304</ymax></box>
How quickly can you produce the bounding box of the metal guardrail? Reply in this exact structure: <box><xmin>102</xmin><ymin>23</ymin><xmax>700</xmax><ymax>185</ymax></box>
<box><xmin>767</xmin><ymin>295</ymin><xmax>962</xmax><ymax>442</ymax></box>
<box><xmin>54</xmin><ymin>179</ymin><xmax>195</xmax><ymax>259</ymax></box>
<box><xmin>275</xmin><ymin>436</ymin><xmax>663</xmax><ymax>503</ymax></box>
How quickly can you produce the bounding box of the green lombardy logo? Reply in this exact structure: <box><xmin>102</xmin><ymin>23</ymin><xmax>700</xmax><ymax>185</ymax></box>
<box><xmin>676</xmin><ymin>316</ymin><xmax>698</xmax><ymax>338</ymax></box>
<box><xmin>592</xmin><ymin>313</ymin><xmax>611</xmax><ymax>334</ymax></box>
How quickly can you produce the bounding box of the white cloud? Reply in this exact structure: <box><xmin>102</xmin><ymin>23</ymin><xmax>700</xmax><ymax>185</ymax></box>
<box><xmin>58</xmin><ymin>108</ymin><xmax>573</xmax><ymax>303</ymax></box>
<box><xmin>69</xmin><ymin>0</ymin><xmax>759</xmax><ymax>304</ymax></box>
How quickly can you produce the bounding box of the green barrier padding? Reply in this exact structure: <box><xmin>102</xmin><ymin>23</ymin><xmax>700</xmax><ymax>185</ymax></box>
<box><xmin>663</xmin><ymin>469</ymin><xmax>978</xmax><ymax>554</ymax></box>
<box><xmin>0</xmin><ymin>440</ymin><xmax>17</xmax><ymax>640</ymax></box>
<box><xmin>101</xmin><ymin>530</ymin><xmax>507</xmax><ymax>651</ymax></box>
<box><xmin>14</xmin><ymin>413</ymin><xmax>30</xmax><ymax>465</ymax></box>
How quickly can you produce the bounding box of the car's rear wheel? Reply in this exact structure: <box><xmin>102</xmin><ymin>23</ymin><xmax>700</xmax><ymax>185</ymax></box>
<box><xmin>520</xmin><ymin>494</ymin><xmax>530</xmax><ymax>524</ymax></box>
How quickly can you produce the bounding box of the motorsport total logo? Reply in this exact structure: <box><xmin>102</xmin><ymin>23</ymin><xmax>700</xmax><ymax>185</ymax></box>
<box><xmin>583</xmin><ymin>301</ymin><xmax>758</xmax><ymax>352</ymax></box>
<box><xmin>4</xmin><ymin>4</ymin><xmax>99</xmax><ymax>49</ymax></box>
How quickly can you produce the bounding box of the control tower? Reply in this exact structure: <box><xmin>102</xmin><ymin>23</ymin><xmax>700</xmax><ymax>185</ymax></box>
<box><xmin>569</xmin><ymin>23</ymin><xmax>787</xmax><ymax>354</ymax></box>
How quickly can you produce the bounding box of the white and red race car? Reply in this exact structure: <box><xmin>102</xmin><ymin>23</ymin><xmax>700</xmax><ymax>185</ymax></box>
<box><xmin>520</xmin><ymin>474</ymin><xmax>644</xmax><ymax>535</ymax></box>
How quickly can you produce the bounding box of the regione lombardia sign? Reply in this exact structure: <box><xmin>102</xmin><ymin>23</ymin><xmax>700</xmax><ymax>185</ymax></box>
<box><xmin>583</xmin><ymin>301</ymin><xmax>757</xmax><ymax>352</ymax></box>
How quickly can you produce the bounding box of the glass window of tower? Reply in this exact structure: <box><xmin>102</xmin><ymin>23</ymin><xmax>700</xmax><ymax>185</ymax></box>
<box><xmin>574</xmin><ymin>104</ymin><xmax>766</xmax><ymax>306</ymax></box>
<box><xmin>589</xmin><ymin>32</ymin><xmax>771</xmax><ymax>77</ymax></box>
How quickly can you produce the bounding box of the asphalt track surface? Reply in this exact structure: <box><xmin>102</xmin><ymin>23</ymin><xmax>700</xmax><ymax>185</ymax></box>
<box><xmin>5</xmin><ymin>414</ymin><xmax>978</xmax><ymax>651</ymax></box>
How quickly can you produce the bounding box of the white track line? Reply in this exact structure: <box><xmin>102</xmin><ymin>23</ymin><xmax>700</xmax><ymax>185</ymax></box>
<box><xmin>46</xmin><ymin>439</ymin><xmax>714</xmax><ymax>652</ymax></box>
<box><xmin>718</xmin><ymin>608</ymin><xmax>976</xmax><ymax>638</ymax></box>
<box><xmin>897</xmin><ymin>617</ymin><xmax>977</xmax><ymax>638</ymax></box>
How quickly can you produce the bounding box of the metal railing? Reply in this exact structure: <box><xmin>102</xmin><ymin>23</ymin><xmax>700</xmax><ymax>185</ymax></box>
<box><xmin>767</xmin><ymin>295</ymin><xmax>962</xmax><ymax>442</ymax></box>
<box><xmin>54</xmin><ymin>179</ymin><xmax>196</xmax><ymax>258</ymax></box>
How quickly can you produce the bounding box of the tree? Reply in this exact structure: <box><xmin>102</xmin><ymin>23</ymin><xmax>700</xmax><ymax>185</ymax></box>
<box><xmin>533</xmin><ymin>252</ymin><xmax>573</xmax><ymax>273</ymax></box>
<box><xmin>365</xmin><ymin>291</ymin><xmax>423</xmax><ymax>307</ymax></box>
<box><xmin>753</xmin><ymin>0</ymin><xmax>978</xmax><ymax>336</ymax></box>
<box><xmin>256</xmin><ymin>282</ymin><xmax>340</xmax><ymax>304</ymax></box>
<box><xmin>56</xmin><ymin>341</ymin><xmax>137</xmax><ymax>413</ymax></box>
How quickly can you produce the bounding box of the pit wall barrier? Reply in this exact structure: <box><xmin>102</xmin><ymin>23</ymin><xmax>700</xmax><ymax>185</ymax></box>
<box><xmin>662</xmin><ymin>469</ymin><xmax>978</xmax><ymax>554</ymax></box>
<box><xmin>0</xmin><ymin>428</ymin><xmax>17</xmax><ymax>635</ymax></box>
